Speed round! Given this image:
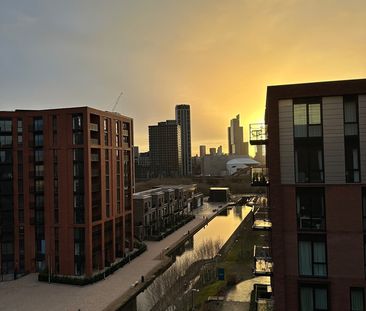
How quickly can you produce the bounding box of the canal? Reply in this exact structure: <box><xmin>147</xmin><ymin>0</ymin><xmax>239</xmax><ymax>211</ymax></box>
<box><xmin>136</xmin><ymin>203</ymin><xmax>251</xmax><ymax>310</ymax></box>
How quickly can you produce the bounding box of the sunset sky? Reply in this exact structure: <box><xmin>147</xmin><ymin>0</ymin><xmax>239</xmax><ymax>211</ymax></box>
<box><xmin>1</xmin><ymin>0</ymin><xmax>366</xmax><ymax>154</ymax></box>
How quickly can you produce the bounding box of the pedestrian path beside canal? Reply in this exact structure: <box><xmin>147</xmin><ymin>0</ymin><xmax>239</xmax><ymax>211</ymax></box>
<box><xmin>0</xmin><ymin>202</ymin><xmax>223</xmax><ymax>311</ymax></box>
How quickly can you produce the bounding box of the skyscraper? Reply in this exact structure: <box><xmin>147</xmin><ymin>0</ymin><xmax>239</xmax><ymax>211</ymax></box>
<box><xmin>149</xmin><ymin>120</ymin><xmax>182</xmax><ymax>177</ymax></box>
<box><xmin>199</xmin><ymin>145</ymin><xmax>206</xmax><ymax>158</ymax></box>
<box><xmin>175</xmin><ymin>104</ymin><xmax>192</xmax><ymax>176</ymax></box>
<box><xmin>0</xmin><ymin>107</ymin><xmax>134</xmax><ymax>278</ymax></box>
<box><xmin>228</xmin><ymin>114</ymin><xmax>246</xmax><ymax>155</ymax></box>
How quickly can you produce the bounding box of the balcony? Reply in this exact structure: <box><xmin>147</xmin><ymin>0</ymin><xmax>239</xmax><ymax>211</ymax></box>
<box><xmin>90</xmin><ymin>138</ymin><xmax>100</xmax><ymax>145</ymax></box>
<box><xmin>91</xmin><ymin>153</ymin><xmax>99</xmax><ymax>162</ymax></box>
<box><xmin>89</xmin><ymin>123</ymin><xmax>99</xmax><ymax>132</ymax></box>
<box><xmin>254</xmin><ymin>284</ymin><xmax>273</xmax><ymax>311</ymax></box>
<box><xmin>249</xmin><ymin>123</ymin><xmax>268</xmax><ymax>145</ymax></box>
<box><xmin>254</xmin><ymin>245</ymin><xmax>273</xmax><ymax>276</ymax></box>
<box><xmin>251</xmin><ymin>168</ymin><xmax>269</xmax><ymax>186</ymax></box>
<box><xmin>253</xmin><ymin>207</ymin><xmax>272</xmax><ymax>230</ymax></box>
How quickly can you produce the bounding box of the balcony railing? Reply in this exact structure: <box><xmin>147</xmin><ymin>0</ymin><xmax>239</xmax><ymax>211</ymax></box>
<box><xmin>254</xmin><ymin>284</ymin><xmax>273</xmax><ymax>311</ymax></box>
<box><xmin>251</xmin><ymin>168</ymin><xmax>269</xmax><ymax>186</ymax></box>
<box><xmin>254</xmin><ymin>245</ymin><xmax>273</xmax><ymax>276</ymax></box>
<box><xmin>249</xmin><ymin>123</ymin><xmax>268</xmax><ymax>145</ymax></box>
<box><xmin>91</xmin><ymin>153</ymin><xmax>99</xmax><ymax>162</ymax></box>
<box><xmin>253</xmin><ymin>207</ymin><xmax>272</xmax><ymax>230</ymax></box>
<box><xmin>89</xmin><ymin>123</ymin><xmax>99</xmax><ymax>132</ymax></box>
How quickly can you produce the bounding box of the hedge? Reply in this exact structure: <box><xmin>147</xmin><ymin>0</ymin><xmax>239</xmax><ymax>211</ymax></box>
<box><xmin>38</xmin><ymin>243</ymin><xmax>147</xmax><ymax>286</ymax></box>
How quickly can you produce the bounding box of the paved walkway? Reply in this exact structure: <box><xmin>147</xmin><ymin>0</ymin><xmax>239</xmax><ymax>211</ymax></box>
<box><xmin>0</xmin><ymin>202</ymin><xmax>222</xmax><ymax>311</ymax></box>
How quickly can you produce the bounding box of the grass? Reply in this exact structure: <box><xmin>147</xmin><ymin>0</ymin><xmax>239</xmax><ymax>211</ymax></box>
<box><xmin>193</xmin><ymin>218</ymin><xmax>267</xmax><ymax>310</ymax></box>
<box><xmin>194</xmin><ymin>280</ymin><xmax>226</xmax><ymax>308</ymax></box>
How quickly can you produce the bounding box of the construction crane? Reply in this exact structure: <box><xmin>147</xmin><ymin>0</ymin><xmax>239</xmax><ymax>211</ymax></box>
<box><xmin>112</xmin><ymin>91</ymin><xmax>123</xmax><ymax>112</ymax></box>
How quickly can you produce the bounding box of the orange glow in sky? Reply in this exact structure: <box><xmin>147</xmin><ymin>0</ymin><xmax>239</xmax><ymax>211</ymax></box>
<box><xmin>0</xmin><ymin>1</ymin><xmax>365</xmax><ymax>155</ymax></box>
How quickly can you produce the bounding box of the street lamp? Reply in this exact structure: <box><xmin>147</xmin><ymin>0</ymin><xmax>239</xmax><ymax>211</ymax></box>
<box><xmin>191</xmin><ymin>288</ymin><xmax>199</xmax><ymax>311</ymax></box>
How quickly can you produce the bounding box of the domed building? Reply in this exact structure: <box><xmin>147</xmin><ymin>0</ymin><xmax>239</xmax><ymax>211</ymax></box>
<box><xmin>226</xmin><ymin>157</ymin><xmax>259</xmax><ymax>175</ymax></box>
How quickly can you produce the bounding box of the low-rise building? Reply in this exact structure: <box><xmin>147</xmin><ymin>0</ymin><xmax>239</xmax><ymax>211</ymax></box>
<box><xmin>133</xmin><ymin>184</ymin><xmax>203</xmax><ymax>240</ymax></box>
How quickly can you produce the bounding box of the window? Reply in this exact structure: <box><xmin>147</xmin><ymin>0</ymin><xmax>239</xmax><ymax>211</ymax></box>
<box><xmin>300</xmin><ymin>285</ymin><xmax>328</xmax><ymax>311</ymax></box>
<box><xmin>0</xmin><ymin>119</ymin><xmax>12</xmax><ymax>132</ymax></box>
<box><xmin>72</xmin><ymin>114</ymin><xmax>83</xmax><ymax>145</ymax></box>
<box><xmin>351</xmin><ymin>288</ymin><xmax>365</xmax><ymax>311</ymax></box>
<box><xmin>35</xmin><ymin>165</ymin><xmax>44</xmax><ymax>177</ymax></box>
<box><xmin>34</xmin><ymin>134</ymin><xmax>43</xmax><ymax>146</ymax></box>
<box><xmin>294</xmin><ymin>100</ymin><xmax>323</xmax><ymax>183</ymax></box>
<box><xmin>35</xmin><ymin>150</ymin><xmax>43</xmax><ymax>162</ymax></box>
<box><xmin>35</xmin><ymin>180</ymin><xmax>44</xmax><ymax>192</ymax></box>
<box><xmin>72</xmin><ymin>114</ymin><xmax>82</xmax><ymax>130</ymax></box>
<box><xmin>74</xmin><ymin>228</ymin><xmax>85</xmax><ymax>275</ymax></box>
<box><xmin>297</xmin><ymin>188</ymin><xmax>325</xmax><ymax>231</ymax></box>
<box><xmin>0</xmin><ymin>150</ymin><xmax>12</xmax><ymax>163</ymax></box>
<box><xmin>0</xmin><ymin>135</ymin><xmax>12</xmax><ymax>147</ymax></box>
<box><xmin>73</xmin><ymin>148</ymin><xmax>84</xmax><ymax>224</ymax></box>
<box><xmin>299</xmin><ymin>238</ymin><xmax>327</xmax><ymax>277</ymax></box>
<box><xmin>52</xmin><ymin>115</ymin><xmax>57</xmax><ymax>146</ymax></box>
<box><xmin>33</xmin><ymin>118</ymin><xmax>43</xmax><ymax>131</ymax></box>
<box><xmin>294</xmin><ymin>101</ymin><xmax>322</xmax><ymax>138</ymax></box>
<box><xmin>344</xmin><ymin>96</ymin><xmax>360</xmax><ymax>183</ymax></box>
<box><xmin>104</xmin><ymin>118</ymin><xmax>110</xmax><ymax>145</ymax></box>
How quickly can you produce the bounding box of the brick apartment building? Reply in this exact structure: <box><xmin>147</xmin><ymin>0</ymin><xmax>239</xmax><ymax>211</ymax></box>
<box><xmin>253</xmin><ymin>79</ymin><xmax>366</xmax><ymax>310</ymax></box>
<box><xmin>0</xmin><ymin>107</ymin><xmax>134</xmax><ymax>278</ymax></box>
<box><xmin>133</xmin><ymin>185</ymin><xmax>203</xmax><ymax>240</ymax></box>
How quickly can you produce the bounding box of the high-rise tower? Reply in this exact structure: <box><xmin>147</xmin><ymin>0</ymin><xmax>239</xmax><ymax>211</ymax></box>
<box><xmin>228</xmin><ymin>114</ymin><xmax>246</xmax><ymax>155</ymax></box>
<box><xmin>175</xmin><ymin>104</ymin><xmax>192</xmax><ymax>176</ymax></box>
<box><xmin>149</xmin><ymin>120</ymin><xmax>182</xmax><ymax>177</ymax></box>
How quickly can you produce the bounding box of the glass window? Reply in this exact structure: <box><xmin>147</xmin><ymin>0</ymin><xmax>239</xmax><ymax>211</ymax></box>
<box><xmin>0</xmin><ymin>119</ymin><xmax>12</xmax><ymax>132</ymax></box>
<box><xmin>35</xmin><ymin>180</ymin><xmax>44</xmax><ymax>192</ymax></box>
<box><xmin>0</xmin><ymin>150</ymin><xmax>12</xmax><ymax>163</ymax></box>
<box><xmin>309</xmin><ymin>104</ymin><xmax>321</xmax><ymax>125</ymax></box>
<box><xmin>295</xmin><ymin>141</ymin><xmax>323</xmax><ymax>183</ymax></box>
<box><xmin>73</xmin><ymin>163</ymin><xmax>84</xmax><ymax>177</ymax></box>
<box><xmin>73</xmin><ymin>149</ymin><xmax>83</xmax><ymax>161</ymax></box>
<box><xmin>294</xmin><ymin>101</ymin><xmax>322</xmax><ymax>138</ymax></box>
<box><xmin>35</xmin><ymin>150</ymin><xmax>44</xmax><ymax>162</ymax></box>
<box><xmin>72</xmin><ymin>114</ymin><xmax>83</xmax><ymax>130</ymax></box>
<box><xmin>0</xmin><ymin>135</ymin><xmax>12</xmax><ymax>147</ymax></box>
<box><xmin>299</xmin><ymin>240</ymin><xmax>327</xmax><ymax>277</ymax></box>
<box><xmin>344</xmin><ymin>96</ymin><xmax>360</xmax><ymax>183</ymax></box>
<box><xmin>34</xmin><ymin>134</ymin><xmax>43</xmax><ymax>146</ymax></box>
<box><xmin>300</xmin><ymin>286</ymin><xmax>328</xmax><ymax>311</ymax></box>
<box><xmin>35</xmin><ymin>165</ymin><xmax>44</xmax><ymax>177</ymax></box>
<box><xmin>33</xmin><ymin>118</ymin><xmax>43</xmax><ymax>131</ymax></box>
<box><xmin>345</xmin><ymin>101</ymin><xmax>358</xmax><ymax>123</ymax></box>
<box><xmin>297</xmin><ymin>188</ymin><xmax>325</xmax><ymax>231</ymax></box>
<box><xmin>351</xmin><ymin>288</ymin><xmax>365</xmax><ymax>311</ymax></box>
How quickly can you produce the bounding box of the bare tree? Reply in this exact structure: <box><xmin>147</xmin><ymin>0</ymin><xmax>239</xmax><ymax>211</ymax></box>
<box><xmin>139</xmin><ymin>238</ymin><xmax>223</xmax><ymax>311</ymax></box>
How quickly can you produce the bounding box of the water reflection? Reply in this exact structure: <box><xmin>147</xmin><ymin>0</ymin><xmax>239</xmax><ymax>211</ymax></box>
<box><xmin>137</xmin><ymin>205</ymin><xmax>251</xmax><ymax>310</ymax></box>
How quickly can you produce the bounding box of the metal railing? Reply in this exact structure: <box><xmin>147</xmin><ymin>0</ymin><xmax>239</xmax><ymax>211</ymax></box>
<box><xmin>249</xmin><ymin>123</ymin><xmax>268</xmax><ymax>145</ymax></box>
<box><xmin>251</xmin><ymin>168</ymin><xmax>269</xmax><ymax>186</ymax></box>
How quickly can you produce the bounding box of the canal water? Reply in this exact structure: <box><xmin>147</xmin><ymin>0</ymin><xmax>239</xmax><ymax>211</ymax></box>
<box><xmin>136</xmin><ymin>204</ymin><xmax>251</xmax><ymax>310</ymax></box>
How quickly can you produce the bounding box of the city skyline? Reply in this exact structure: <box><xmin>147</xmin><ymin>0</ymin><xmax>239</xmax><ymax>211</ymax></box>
<box><xmin>1</xmin><ymin>1</ymin><xmax>366</xmax><ymax>154</ymax></box>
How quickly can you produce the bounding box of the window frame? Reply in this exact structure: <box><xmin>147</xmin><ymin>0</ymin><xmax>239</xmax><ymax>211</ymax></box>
<box><xmin>293</xmin><ymin>98</ymin><xmax>324</xmax><ymax>184</ymax></box>
<box><xmin>297</xmin><ymin>187</ymin><xmax>325</xmax><ymax>231</ymax></box>
<box><xmin>343</xmin><ymin>95</ymin><xmax>361</xmax><ymax>183</ymax></box>
<box><xmin>298</xmin><ymin>234</ymin><xmax>328</xmax><ymax>278</ymax></box>
<box><xmin>299</xmin><ymin>283</ymin><xmax>329</xmax><ymax>311</ymax></box>
<box><xmin>350</xmin><ymin>287</ymin><xmax>365</xmax><ymax>311</ymax></box>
